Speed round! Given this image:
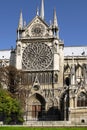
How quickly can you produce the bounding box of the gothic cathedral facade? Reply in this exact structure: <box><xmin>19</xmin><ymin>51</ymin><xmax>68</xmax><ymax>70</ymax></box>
<box><xmin>10</xmin><ymin>0</ymin><xmax>87</xmax><ymax>125</ymax></box>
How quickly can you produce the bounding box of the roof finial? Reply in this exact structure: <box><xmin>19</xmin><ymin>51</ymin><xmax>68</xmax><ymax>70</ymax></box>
<box><xmin>18</xmin><ymin>10</ymin><xmax>23</xmax><ymax>29</ymax></box>
<box><xmin>40</xmin><ymin>0</ymin><xmax>44</xmax><ymax>20</ymax></box>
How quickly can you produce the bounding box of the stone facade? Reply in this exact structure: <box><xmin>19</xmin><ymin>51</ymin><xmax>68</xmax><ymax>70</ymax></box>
<box><xmin>0</xmin><ymin>0</ymin><xmax>87</xmax><ymax>125</ymax></box>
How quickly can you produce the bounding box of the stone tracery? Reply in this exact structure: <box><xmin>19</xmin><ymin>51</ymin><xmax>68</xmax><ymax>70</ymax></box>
<box><xmin>22</xmin><ymin>42</ymin><xmax>53</xmax><ymax>70</ymax></box>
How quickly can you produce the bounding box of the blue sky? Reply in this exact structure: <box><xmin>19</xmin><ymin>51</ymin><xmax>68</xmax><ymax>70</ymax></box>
<box><xmin>0</xmin><ymin>0</ymin><xmax>87</xmax><ymax>49</ymax></box>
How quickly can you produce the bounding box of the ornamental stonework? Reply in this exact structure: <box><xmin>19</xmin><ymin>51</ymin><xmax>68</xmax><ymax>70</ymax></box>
<box><xmin>22</xmin><ymin>42</ymin><xmax>53</xmax><ymax>71</ymax></box>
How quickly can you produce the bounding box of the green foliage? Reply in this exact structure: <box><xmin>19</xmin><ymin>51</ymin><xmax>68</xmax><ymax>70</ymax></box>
<box><xmin>0</xmin><ymin>88</ymin><xmax>24</xmax><ymax>124</ymax></box>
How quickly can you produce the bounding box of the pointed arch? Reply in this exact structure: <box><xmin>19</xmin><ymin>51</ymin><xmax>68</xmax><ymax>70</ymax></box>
<box><xmin>76</xmin><ymin>64</ymin><xmax>82</xmax><ymax>77</ymax></box>
<box><xmin>28</xmin><ymin>93</ymin><xmax>46</xmax><ymax>106</ymax></box>
<box><xmin>27</xmin><ymin>93</ymin><xmax>46</xmax><ymax>120</ymax></box>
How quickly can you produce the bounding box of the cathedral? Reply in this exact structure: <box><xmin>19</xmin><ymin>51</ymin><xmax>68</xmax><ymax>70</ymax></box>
<box><xmin>0</xmin><ymin>0</ymin><xmax>87</xmax><ymax>126</ymax></box>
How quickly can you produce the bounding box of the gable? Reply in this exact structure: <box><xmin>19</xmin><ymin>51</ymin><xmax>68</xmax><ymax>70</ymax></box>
<box><xmin>22</xmin><ymin>16</ymin><xmax>52</xmax><ymax>38</ymax></box>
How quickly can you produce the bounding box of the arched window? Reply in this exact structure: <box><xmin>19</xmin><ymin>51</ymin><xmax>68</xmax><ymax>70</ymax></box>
<box><xmin>77</xmin><ymin>92</ymin><xmax>87</xmax><ymax>107</ymax></box>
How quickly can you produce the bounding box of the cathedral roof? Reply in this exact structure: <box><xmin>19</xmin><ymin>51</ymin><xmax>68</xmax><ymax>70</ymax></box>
<box><xmin>64</xmin><ymin>46</ymin><xmax>87</xmax><ymax>56</ymax></box>
<box><xmin>0</xmin><ymin>50</ymin><xmax>11</xmax><ymax>60</ymax></box>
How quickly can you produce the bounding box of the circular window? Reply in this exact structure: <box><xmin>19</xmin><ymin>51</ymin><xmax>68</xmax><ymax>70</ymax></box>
<box><xmin>22</xmin><ymin>42</ymin><xmax>53</xmax><ymax>70</ymax></box>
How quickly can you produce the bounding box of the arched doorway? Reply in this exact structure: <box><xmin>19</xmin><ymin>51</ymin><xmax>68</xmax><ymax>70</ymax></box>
<box><xmin>27</xmin><ymin>93</ymin><xmax>45</xmax><ymax>121</ymax></box>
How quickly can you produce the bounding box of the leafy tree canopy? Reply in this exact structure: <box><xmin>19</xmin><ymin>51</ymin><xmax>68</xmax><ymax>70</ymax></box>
<box><xmin>0</xmin><ymin>87</ymin><xmax>24</xmax><ymax>124</ymax></box>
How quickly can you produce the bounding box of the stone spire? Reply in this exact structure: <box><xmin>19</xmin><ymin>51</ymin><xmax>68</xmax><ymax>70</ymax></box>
<box><xmin>40</xmin><ymin>0</ymin><xmax>44</xmax><ymax>20</ymax></box>
<box><xmin>53</xmin><ymin>9</ymin><xmax>58</xmax><ymax>28</ymax></box>
<box><xmin>52</xmin><ymin>9</ymin><xmax>59</xmax><ymax>38</ymax></box>
<box><xmin>18</xmin><ymin>11</ymin><xmax>23</xmax><ymax>29</ymax></box>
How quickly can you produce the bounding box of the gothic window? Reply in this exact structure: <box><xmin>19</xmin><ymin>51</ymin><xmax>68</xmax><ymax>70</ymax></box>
<box><xmin>77</xmin><ymin>92</ymin><xmax>87</xmax><ymax>107</ymax></box>
<box><xmin>21</xmin><ymin>72</ymin><xmax>54</xmax><ymax>85</ymax></box>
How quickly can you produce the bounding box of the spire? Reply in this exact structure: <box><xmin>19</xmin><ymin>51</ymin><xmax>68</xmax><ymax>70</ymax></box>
<box><xmin>40</xmin><ymin>0</ymin><xmax>44</xmax><ymax>20</ymax></box>
<box><xmin>36</xmin><ymin>7</ymin><xmax>39</xmax><ymax>16</ymax></box>
<box><xmin>18</xmin><ymin>11</ymin><xmax>23</xmax><ymax>29</ymax></box>
<box><xmin>53</xmin><ymin>9</ymin><xmax>58</xmax><ymax>28</ymax></box>
<box><xmin>52</xmin><ymin>9</ymin><xmax>59</xmax><ymax>38</ymax></box>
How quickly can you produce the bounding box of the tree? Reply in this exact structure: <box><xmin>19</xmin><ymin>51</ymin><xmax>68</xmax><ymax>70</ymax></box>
<box><xmin>0</xmin><ymin>66</ymin><xmax>21</xmax><ymax>94</ymax></box>
<box><xmin>0</xmin><ymin>66</ymin><xmax>25</xmax><ymax>124</ymax></box>
<box><xmin>0</xmin><ymin>87</ymin><xmax>24</xmax><ymax>124</ymax></box>
<box><xmin>7</xmin><ymin>66</ymin><xmax>21</xmax><ymax>94</ymax></box>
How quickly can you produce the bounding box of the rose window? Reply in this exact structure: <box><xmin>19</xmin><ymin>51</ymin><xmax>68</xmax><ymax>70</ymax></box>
<box><xmin>22</xmin><ymin>42</ymin><xmax>53</xmax><ymax>70</ymax></box>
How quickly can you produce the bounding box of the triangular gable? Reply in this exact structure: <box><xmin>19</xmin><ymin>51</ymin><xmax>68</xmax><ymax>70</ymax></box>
<box><xmin>22</xmin><ymin>15</ymin><xmax>51</xmax><ymax>38</ymax></box>
<box><xmin>26</xmin><ymin>15</ymin><xmax>49</xmax><ymax>29</ymax></box>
